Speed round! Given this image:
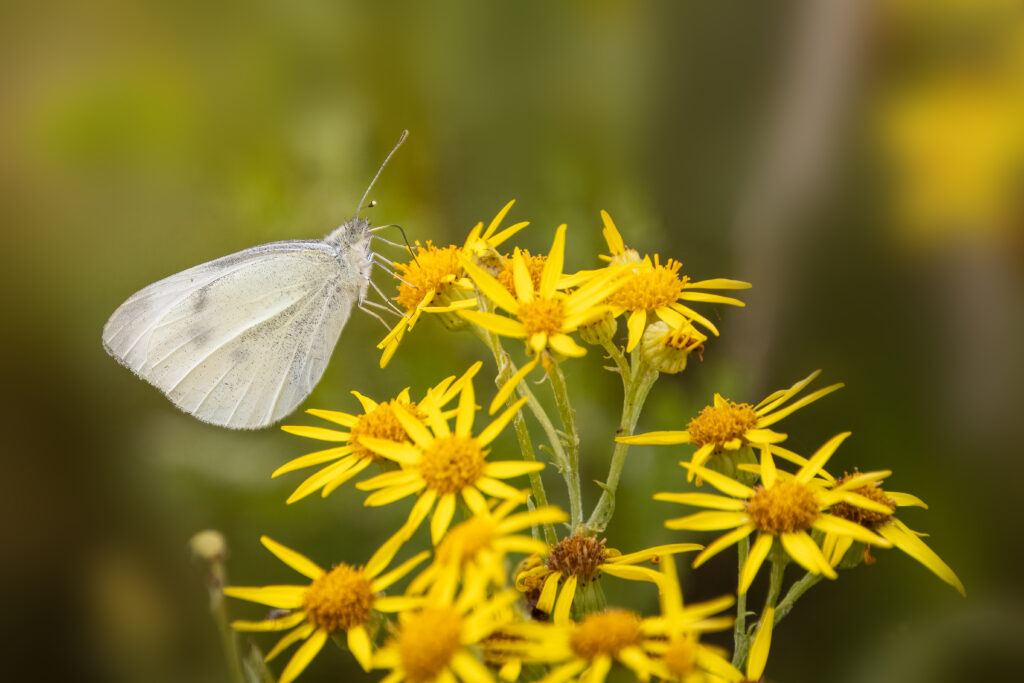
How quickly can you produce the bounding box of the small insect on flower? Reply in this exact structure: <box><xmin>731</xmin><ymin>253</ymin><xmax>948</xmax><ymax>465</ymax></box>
<box><xmin>656</xmin><ymin>434</ymin><xmax>894</xmax><ymax>594</ymax></box>
<box><xmin>818</xmin><ymin>470</ymin><xmax>965</xmax><ymax>594</ymax></box>
<box><xmin>356</xmin><ymin>369</ymin><xmax>546</xmax><ymax>544</ymax></box>
<box><xmin>224</xmin><ymin>535</ymin><xmax>428</xmax><ymax>681</ymax></box>
<box><xmin>276</xmin><ymin>363</ymin><xmax>481</xmax><ymax>503</ymax></box>
<box><xmin>515</xmin><ymin>533</ymin><xmax>701</xmax><ymax>624</ymax></box>
<box><xmin>618</xmin><ymin>370</ymin><xmax>843</xmax><ymax>481</ymax></box>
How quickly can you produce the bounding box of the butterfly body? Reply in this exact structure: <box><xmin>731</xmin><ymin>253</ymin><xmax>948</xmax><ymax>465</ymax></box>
<box><xmin>102</xmin><ymin>217</ymin><xmax>374</xmax><ymax>430</ymax></box>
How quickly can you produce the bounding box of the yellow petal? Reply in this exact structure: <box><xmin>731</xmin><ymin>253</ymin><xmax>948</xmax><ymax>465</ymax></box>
<box><xmin>223</xmin><ymin>585</ymin><xmax>306</xmax><ymax>609</ymax></box>
<box><xmin>653</xmin><ymin>492</ymin><xmax>745</xmax><ymax>510</ymax></box>
<box><xmin>459</xmin><ymin>309</ymin><xmax>529</xmax><ymax>339</ymax></box>
<box><xmin>260</xmin><ymin>536</ymin><xmax>324</xmax><ymax>580</ymax></box>
<box><xmin>231</xmin><ymin>610</ymin><xmax>307</xmax><ymax>632</ymax></box>
<box><xmin>460</xmin><ymin>254</ymin><xmax>520</xmax><ymax>313</ymax></box>
<box><xmin>347</xmin><ymin>625</ymin><xmax>373</xmax><ymax>671</ymax></box>
<box><xmin>681</xmin><ymin>464</ymin><xmax>755</xmax><ymax>499</ymax></box>
<box><xmin>691</xmin><ymin>524</ymin><xmax>756</xmax><ymax>568</ymax></box>
<box><xmin>489</xmin><ymin>355</ymin><xmax>540</xmax><ymax>414</ymax></box>
<box><xmin>280</xmin><ymin>425</ymin><xmax>348</xmax><ymax>442</ymax></box>
<box><xmin>812</xmin><ymin>514</ymin><xmax>891</xmax><ymax>547</ymax></box>
<box><xmin>878</xmin><ymin>519</ymin><xmax>965</xmax><ymax>595</ymax></box>
<box><xmin>363</xmin><ymin>480</ymin><xmax>426</xmax><ymax>506</ymax></box>
<box><xmin>478</xmin><ymin>397</ymin><xmax>528</xmax><ymax>445</ymax></box>
<box><xmin>738</xmin><ymin>534</ymin><xmax>773</xmax><ymax>594</ymax></box>
<box><xmin>780</xmin><ymin>532</ymin><xmax>836</xmax><ymax>578</ymax></box>
<box><xmin>795</xmin><ymin>432</ymin><xmax>851</xmax><ymax>483</ymax></box>
<box><xmin>432</xmin><ymin>493</ymin><xmax>457</xmax><ymax>545</ymax></box>
<box><xmin>617</xmin><ymin>430</ymin><xmax>692</xmax><ymax>445</ymax></box>
<box><xmin>272</xmin><ymin>446</ymin><xmax>353</xmax><ymax>478</ymax></box>
<box><xmin>536</xmin><ymin>572</ymin><xmax>561</xmax><ymax>613</ymax></box>
<box><xmin>539</xmin><ymin>224</ymin><xmax>567</xmax><ymax>299</ymax></box>
<box><xmin>265</xmin><ymin>623</ymin><xmax>314</xmax><ymax>662</ymax></box>
<box><xmin>626</xmin><ymin>309</ymin><xmax>647</xmax><ymax>351</ymax></box>
<box><xmin>553</xmin><ymin>574</ymin><xmax>577</xmax><ymax>625</ymax></box>
<box><xmin>746</xmin><ymin>607</ymin><xmax>774</xmax><ymax>681</ymax></box>
<box><xmin>304</xmin><ymin>408</ymin><xmax>359</xmax><ymax>427</ymax></box>
<box><xmin>548</xmin><ymin>333</ymin><xmax>586</xmax><ymax>358</ymax></box>
<box><xmin>279</xmin><ymin>628</ymin><xmax>328</xmax><ymax>683</ymax></box>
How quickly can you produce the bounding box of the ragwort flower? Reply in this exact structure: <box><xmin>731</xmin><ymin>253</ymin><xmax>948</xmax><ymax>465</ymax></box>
<box><xmin>225</xmin><ymin>536</ymin><xmax>427</xmax><ymax>681</ymax></box>
<box><xmin>656</xmin><ymin>434</ymin><xmax>894</xmax><ymax>594</ymax></box>
<box><xmin>820</xmin><ymin>470</ymin><xmax>965</xmax><ymax>594</ymax></box>
<box><xmin>378</xmin><ymin>201</ymin><xmax>528</xmax><ymax>367</ymax></box>
<box><xmin>459</xmin><ymin>224</ymin><xmax>628</xmax><ymax>412</ymax></box>
<box><xmin>372</xmin><ymin>565</ymin><xmax>520</xmax><ymax>683</ymax></box>
<box><xmin>515</xmin><ymin>532</ymin><xmax>701</xmax><ymax>624</ymax></box>
<box><xmin>357</xmin><ymin>373</ymin><xmax>545</xmax><ymax>544</ymax></box>
<box><xmin>598</xmin><ymin>211</ymin><xmax>750</xmax><ymax>351</ymax></box>
<box><xmin>276</xmin><ymin>363</ymin><xmax>480</xmax><ymax>503</ymax></box>
<box><xmin>618</xmin><ymin>370</ymin><xmax>842</xmax><ymax>481</ymax></box>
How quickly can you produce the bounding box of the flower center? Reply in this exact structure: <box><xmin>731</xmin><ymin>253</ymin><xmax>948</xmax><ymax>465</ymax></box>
<box><xmin>687</xmin><ymin>400</ymin><xmax>758</xmax><ymax>448</ymax></box>
<box><xmin>398</xmin><ymin>607</ymin><xmax>463</xmax><ymax>683</ymax></box>
<box><xmin>546</xmin><ymin>533</ymin><xmax>608</xmax><ymax>584</ymax></box>
<box><xmin>745</xmin><ymin>480</ymin><xmax>820</xmax><ymax>534</ymax></box>
<box><xmin>349</xmin><ymin>400</ymin><xmax>416</xmax><ymax>462</ymax></box>
<box><xmin>395</xmin><ymin>242</ymin><xmax>462</xmax><ymax>311</ymax></box>
<box><xmin>830</xmin><ymin>476</ymin><xmax>896</xmax><ymax>530</ymax></box>
<box><xmin>569</xmin><ymin>610</ymin><xmax>642</xmax><ymax>659</ymax></box>
<box><xmin>663</xmin><ymin>637</ymin><xmax>697</xmax><ymax>677</ymax></box>
<box><xmin>419</xmin><ymin>435</ymin><xmax>486</xmax><ymax>494</ymax></box>
<box><xmin>497</xmin><ymin>251</ymin><xmax>546</xmax><ymax>295</ymax></box>
<box><xmin>606</xmin><ymin>259</ymin><xmax>685</xmax><ymax>311</ymax></box>
<box><xmin>436</xmin><ymin>517</ymin><xmax>495</xmax><ymax>564</ymax></box>
<box><xmin>303</xmin><ymin>563</ymin><xmax>374</xmax><ymax>632</ymax></box>
<box><xmin>517</xmin><ymin>297</ymin><xmax>565</xmax><ymax>336</ymax></box>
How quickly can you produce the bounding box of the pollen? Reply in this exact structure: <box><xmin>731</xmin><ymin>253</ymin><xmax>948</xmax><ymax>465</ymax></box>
<box><xmin>517</xmin><ymin>297</ymin><xmax>565</xmax><ymax>336</ymax></box>
<box><xmin>662</xmin><ymin>637</ymin><xmax>697</xmax><ymax>677</ymax></box>
<box><xmin>569</xmin><ymin>610</ymin><xmax>642</xmax><ymax>659</ymax></box>
<box><xmin>686</xmin><ymin>400</ymin><xmax>758</xmax><ymax>448</ymax></box>
<box><xmin>745</xmin><ymin>480</ymin><xmax>820</xmax><ymax>535</ymax></box>
<box><xmin>419</xmin><ymin>435</ymin><xmax>486</xmax><ymax>494</ymax></box>
<box><xmin>436</xmin><ymin>516</ymin><xmax>495</xmax><ymax>564</ymax></box>
<box><xmin>606</xmin><ymin>259</ymin><xmax>685</xmax><ymax>311</ymax></box>
<box><xmin>497</xmin><ymin>250</ymin><xmax>546</xmax><ymax>295</ymax></box>
<box><xmin>395</xmin><ymin>242</ymin><xmax>462</xmax><ymax>311</ymax></box>
<box><xmin>546</xmin><ymin>532</ymin><xmax>608</xmax><ymax>584</ymax></box>
<box><xmin>398</xmin><ymin>607</ymin><xmax>463</xmax><ymax>683</ymax></box>
<box><xmin>302</xmin><ymin>563</ymin><xmax>374</xmax><ymax>632</ymax></box>
<box><xmin>349</xmin><ymin>400</ymin><xmax>416</xmax><ymax>462</ymax></box>
<box><xmin>831</xmin><ymin>475</ymin><xmax>896</xmax><ymax>529</ymax></box>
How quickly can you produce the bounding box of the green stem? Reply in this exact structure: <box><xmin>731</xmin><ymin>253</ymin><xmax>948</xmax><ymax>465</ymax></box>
<box><xmin>510</xmin><ymin>407</ymin><xmax>558</xmax><ymax>545</ymax></box>
<box><xmin>773</xmin><ymin>571</ymin><xmax>822</xmax><ymax>625</ymax></box>
<box><xmin>547</xmin><ymin>361</ymin><xmax>582</xmax><ymax>529</ymax></box>
<box><xmin>762</xmin><ymin>556</ymin><xmax>787</xmax><ymax>618</ymax></box>
<box><xmin>731</xmin><ymin>535</ymin><xmax>750</xmax><ymax>668</ymax></box>
<box><xmin>585</xmin><ymin>349</ymin><xmax>659</xmax><ymax>532</ymax></box>
<box><xmin>208</xmin><ymin>561</ymin><xmax>245</xmax><ymax>683</ymax></box>
<box><xmin>599</xmin><ymin>338</ymin><xmax>631</xmax><ymax>386</ymax></box>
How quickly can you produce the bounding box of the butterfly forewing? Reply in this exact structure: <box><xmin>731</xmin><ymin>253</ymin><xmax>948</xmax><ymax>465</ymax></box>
<box><xmin>103</xmin><ymin>240</ymin><xmax>359</xmax><ymax>429</ymax></box>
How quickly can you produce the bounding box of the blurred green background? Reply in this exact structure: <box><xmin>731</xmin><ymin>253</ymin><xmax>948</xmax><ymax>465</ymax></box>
<box><xmin>3</xmin><ymin>1</ymin><xmax>1023</xmax><ymax>681</ymax></box>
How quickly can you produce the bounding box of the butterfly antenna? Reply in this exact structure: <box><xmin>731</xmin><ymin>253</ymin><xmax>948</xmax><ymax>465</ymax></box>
<box><xmin>354</xmin><ymin>130</ymin><xmax>408</xmax><ymax>218</ymax></box>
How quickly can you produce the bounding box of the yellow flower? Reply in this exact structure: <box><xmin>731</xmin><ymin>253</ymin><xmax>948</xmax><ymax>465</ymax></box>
<box><xmin>276</xmin><ymin>363</ymin><xmax>480</xmax><ymax>503</ymax></box>
<box><xmin>356</xmin><ymin>373</ymin><xmax>545</xmax><ymax>544</ymax></box>
<box><xmin>656</xmin><ymin>434</ymin><xmax>894</xmax><ymax>594</ymax></box>
<box><xmin>515</xmin><ymin>533</ymin><xmax>701</xmax><ymax>624</ymax></box>
<box><xmin>642</xmin><ymin>555</ymin><xmax>742</xmax><ymax>683</ymax></box>
<box><xmin>377</xmin><ymin>201</ymin><xmax>528</xmax><ymax>367</ymax></box>
<box><xmin>504</xmin><ymin>564</ymin><xmax>739</xmax><ymax>683</ymax></box>
<box><xmin>407</xmin><ymin>495</ymin><xmax>567</xmax><ymax>594</ymax></box>
<box><xmin>225</xmin><ymin>535</ymin><xmax>427</xmax><ymax>681</ymax></box>
<box><xmin>598</xmin><ymin>212</ymin><xmax>751</xmax><ymax>351</ymax></box>
<box><xmin>618</xmin><ymin>370</ymin><xmax>843</xmax><ymax>481</ymax></box>
<box><xmin>372</xmin><ymin>564</ymin><xmax>520</xmax><ymax>683</ymax></box>
<box><xmin>820</xmin><ymin>470</ymin><xmax>965</xmax><ymax>595</ymax></box>
<box><xmin>459</xmin><ymin>224</ymin><xmax>629</xmax><ymax>413</ymax></box>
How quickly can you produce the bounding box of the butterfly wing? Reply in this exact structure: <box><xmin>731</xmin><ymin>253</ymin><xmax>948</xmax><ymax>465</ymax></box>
<box><xmin>102</xmin><ymin>240</ymin><xmax>362</xmax><ymax>429</ymax></box>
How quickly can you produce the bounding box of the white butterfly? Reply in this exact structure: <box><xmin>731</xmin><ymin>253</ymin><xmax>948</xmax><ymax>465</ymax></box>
<box><xmin>102</xmin><ymin>132</ymin><xmax>408</xmax><ymax>430</ymax></box>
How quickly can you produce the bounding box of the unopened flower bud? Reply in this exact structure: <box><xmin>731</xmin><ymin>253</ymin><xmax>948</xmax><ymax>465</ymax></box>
<box><xmin>641</xmin><ymin>320</ymin><xmax>706</xmax><ymax>374</ymax></box>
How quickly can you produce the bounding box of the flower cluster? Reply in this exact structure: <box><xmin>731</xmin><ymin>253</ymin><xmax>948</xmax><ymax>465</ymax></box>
<box><xmin>212</xmin><ymin>203</ymin><xmax>962</xmax><ymax>683</ymax></box>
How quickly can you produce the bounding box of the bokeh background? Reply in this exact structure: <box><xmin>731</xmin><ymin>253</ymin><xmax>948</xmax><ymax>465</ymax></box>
<box><xmin>3</xmin><ymin>1</ymin><xmax>1023</xmax><ymax>681</ymax></box>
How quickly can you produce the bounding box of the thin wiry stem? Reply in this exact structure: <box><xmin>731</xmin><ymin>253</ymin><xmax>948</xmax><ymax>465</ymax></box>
<box><xmin>548</xmin><ymin>361</ymin><xmax>583</xmax><ymax>529</ymax></box>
